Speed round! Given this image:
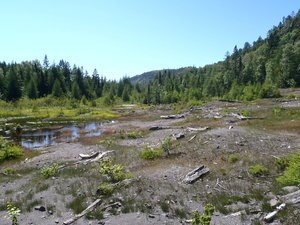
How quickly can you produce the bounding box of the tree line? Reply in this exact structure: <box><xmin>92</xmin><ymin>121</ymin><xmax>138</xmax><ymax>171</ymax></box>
<box><xmin>0</xmin><ymin>10</ymin><xmax>299</xmax><ymax>105</ymax></box>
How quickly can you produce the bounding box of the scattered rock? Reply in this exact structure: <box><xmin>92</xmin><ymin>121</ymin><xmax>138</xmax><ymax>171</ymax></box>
<box><xmin>148</xmin><ymin>214</ymin><xmax>155</xmax><ymax>218</ymax></box>
<box><xmin>282</xmin><ymin>186</ymin><xmax>299</xmax><ymax>193</ymax></box>
<box><xmin>269</xmin><ymin>199</ymin><xmax>280</xmax><ymax>208</ymax></box>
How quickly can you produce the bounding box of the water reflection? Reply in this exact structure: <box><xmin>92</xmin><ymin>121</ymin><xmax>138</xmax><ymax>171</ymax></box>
<box><xmin>19</xmin><ymin>122</ymin><xmax>103</xmax><ymax>148</ymax></box>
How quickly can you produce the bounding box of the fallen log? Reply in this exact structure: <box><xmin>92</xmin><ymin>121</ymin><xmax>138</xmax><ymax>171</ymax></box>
<box><xmin>183</xmin><ymin>165</ymin><xmax>210</xmax><ymax>184</ymax></box>
<box><xmin>230</xmin><ymin>113</ymin><xmax>259</xmax><ymax>121</ymax></box>
<box><xmin>79</xmin><ymin>152</ymin><xmax>99</xmax><ymax>160</ymax></box>
<box><xmin>280</xmin><ymin>189</ymin><xmax>300</xmax><ymax>204</ymax></box>
<box><xmin>63</xmin><ymin>199</ymin><xmax>102</xmax><ymax>225</ymax></box>
<box><xmin>160</xmin><ymin>114</ymin><xmax>185</xmax><ymax>119</ymax></box>
<box><xmin>187</xmin><ymin>127</ymin><xmax>209</xmax><ymax>132</ymax></box>
<box><xmin>149</xmin><ymin>126</ymin><xmax>183</xmax><ymax>131</ymax></box>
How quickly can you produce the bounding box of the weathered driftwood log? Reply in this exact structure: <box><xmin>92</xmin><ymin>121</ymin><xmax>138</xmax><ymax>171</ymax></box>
<box><xmin>79</xmin><ymin>152</ymin><xmax>100</xmax><ymax>160</ymax></box>
<box><xmin>187</xmin><ymin>127</ymin><xmax>209</xmax><ymax>132</ymax></box>
<box><xmin>230</xmin><ymin>113</ymin><xmax>258</xmax><ymax>120</ymax></box>
<box><xmin>149</xmin><ymin>126</ymin><xmax>183</xmax><ymax>131</ymax></box>
<box><xmin>264</xmin><ymin>203</ymin><xmax>286</xmax><ymax>223</ymax></box>
<box><xmin>63</xmin><ymin>199</ymin><xmax>102</xmax><ymax>225</ymax></box>
<box><xmin>160</xmin><ymin>114</ymin><xmax>185</xmax><ymax>119</ymax></box>
<box><xmin>183</xmin><ymin>165</ymin><xmax>210</xmax><ymax>184</ymax></box>
<box><xmin>280</xmin><ymin>189</ymin><xmax>300</xmax><ymax>204</ymax></box>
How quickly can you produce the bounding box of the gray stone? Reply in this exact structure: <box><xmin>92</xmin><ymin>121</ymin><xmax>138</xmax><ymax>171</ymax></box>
<box><xmin>282</xmin><ymin>186</ymin><xmax>299</xmax><ymax>193</ymax></box>
<box><xmin>270</xmin><ymin>199</ymin><xmax>280</xmax><ymax>208</ymax></box>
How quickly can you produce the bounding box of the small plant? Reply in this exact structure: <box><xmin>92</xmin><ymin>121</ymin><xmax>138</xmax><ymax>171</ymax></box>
<box><xmin>0</xmin><ymin>136</ymin><xmax>23</xmax><ymax>163</ymax></box>
<box><xmin>98</xmin><ymin>159</ymin><xmax>128</xmax><ymax>183</ymax></box>
<box><xmin>228</xmin><ymin>154</ymin><xmax>238</xmax><ymax>164</ymax></box>
<box><xmin>104</xmin><ymin>138</ymin><xmax>114</xmax><ymax>148</ymax></box>
<box><xmin>41</xmin><ymin>163</ymin><xmax>59</xmax><ymax>178</ymax></box>
<box><xmin>249</xmin><ymin>164</ymin><xmax>269</xmax><ymax>177</ymax></box>
<box><xmin>161</xmin><ymin>137</ymin><xmax>173</xmax><ymax>156</ymax></box>
<box><xmin>6</xmin><ymin>201</ymin><xmax>21</xmax><ymax>225</ymax></box>
<box><xmin>140</xmin><ymin>147</ymin><xmax>163</xmax><ymax>160</ymax></box>
<box><xmin>97</xmin><ymin>182</ymin><xmax>114</xmax><ymax>196</ymax></box>
<box><xmin>277</xmin><ymin>152</ymin><xmax>300</xmax><ymax>186</ymax></box>
<box><xmin>192</xmin><ymin>204</ymin><xmax>215</xmax><ymax>225</ymax></box>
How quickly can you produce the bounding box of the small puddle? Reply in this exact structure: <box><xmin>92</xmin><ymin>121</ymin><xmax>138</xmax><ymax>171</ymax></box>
<box><xmin>13</xmin><ymin>122</ymin><xmax>106</xmax><ymax>148</ymax></box>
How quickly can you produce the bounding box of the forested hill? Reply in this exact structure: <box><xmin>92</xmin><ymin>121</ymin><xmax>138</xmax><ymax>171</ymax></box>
<box><xmin>132</xmin><ymin>10</ymin><xmax>300</xmax><ymax>104</ymax></box>
<box><xmin>0</xmin><ymin>10</ymin><xmax>299</xmax><ymax>104</ymax></box>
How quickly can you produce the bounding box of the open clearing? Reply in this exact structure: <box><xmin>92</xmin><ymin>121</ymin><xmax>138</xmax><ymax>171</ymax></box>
<box><xmin>1</xmin><ymin>96</ymin><xmax>300</xmax><ymax>225</ymax></box>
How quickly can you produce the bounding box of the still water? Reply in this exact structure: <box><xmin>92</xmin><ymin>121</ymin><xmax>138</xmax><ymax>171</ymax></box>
<box><xmin>19</xmin><ymin>122</ymin><xmax>103</xmax><ymax>148</ymax></box>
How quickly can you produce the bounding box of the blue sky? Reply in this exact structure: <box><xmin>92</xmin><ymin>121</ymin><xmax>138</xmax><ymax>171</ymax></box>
<box><xmin>1</xmin><ymin>1</ymin><xmax>299</xmax><ymax>79</ymax></box>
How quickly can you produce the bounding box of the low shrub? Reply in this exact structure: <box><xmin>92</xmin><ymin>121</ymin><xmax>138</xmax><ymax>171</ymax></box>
<box><xmin>277</xmin><ymin>152</ymin><xmax>300</xmax><ymax>186</ymax></box>
<box><xmin>192</xmin><ymin>203</ymin><xmax>215</xmax><ymax>225</ymax></box>
<box><xmin>249</xmin><ymin>164</ymin><xmax>269</xmax><ymax>177</ymax></box>
<box><xmin>0</xmin><ymin>136</ymin><xmax>23</xmax><ymax>163</ymax></box>
<box><xmin>161</xmin><ymin>137</ymin><xmax>173</xmax><ymax>156</ymax></box>
<box><xmin>98</xmin><ymin>159</ymin><xmax>128</xmax><ymax>183</ymax></box>
<box><xmin>40</xmin><ymin>163</ymin><xmax>59</xmax><ymax>178</ymax></box>
<box><xmin>140</xmin><ymin>148</ymin><xmax>163</xmax><ymax>160</ymax></box>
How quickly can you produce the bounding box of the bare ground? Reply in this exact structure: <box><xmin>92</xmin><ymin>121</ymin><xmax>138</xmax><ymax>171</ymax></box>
<box><xmin>1</xmin><ymin>99</ymin><xmax>300</xmax><ymax>225</ymax></box>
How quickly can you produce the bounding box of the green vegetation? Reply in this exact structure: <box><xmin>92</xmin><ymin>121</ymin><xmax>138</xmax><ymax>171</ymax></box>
<box><xmin>192</xmin><ymin>204</ymin><xmax>215</xmax><ymax>225</ymax></box>
<box><xmin>97</xmin><ymin>159</ymin><xmax>129</xmax><ymax>183</ymax></box>
<box><xmin>161</xmin><ymin>136</ymin><xmax>173</xmax><ymax>156</ymax></box>
<box><xmin>0</xmin><ymin>136</ymin><xmax>23</xmax><ymax>163</ymax></box>
<box><xmin>228</xmin><ymin>154</ymin><xmax>238</xmax><ymax>164</ymax></box>
<box><xmin>249</xmin><ymin>164</ymin><xmax>269</xmax><ymax>177</ymax></box>
<box><xmin>277</xmin><ymin>152</ymin><xmax>300</xmax><ymax>186</ymax></box>
<box><xmin>97</xmin><ymin>182</ymin><xmax>114</xmax><ymax>196</ymax></box>
<box><xmin>140</xmin><ymin>147</ymin><xmax>164</xmax><ymax>160</ymax></box>
<box><xmin>40</xmin><ymin>163</ymin><xmax>59</xmax><ymax>178</ymax></box>
<box><xmin>0</xmin><ymin>11</ymin><xmax>299</xmax><ymax>106</ymax></box>
<box><xmin>6</xmin><ymin>201</ymin><xmax>21</xmax><ymax>225</ymax></box>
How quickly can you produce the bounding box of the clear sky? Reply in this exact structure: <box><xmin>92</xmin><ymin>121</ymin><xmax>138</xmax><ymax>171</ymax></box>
<box><xmin>1</xmin><ymin>1</ymin><xmax>299</xmax><ymax>80</ymax></box>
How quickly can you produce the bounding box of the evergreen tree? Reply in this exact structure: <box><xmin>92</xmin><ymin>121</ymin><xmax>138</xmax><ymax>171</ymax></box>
<box><xmin>27</xmin><ymin>78</ymin><xmax>38</xmax><ymax>99</ymax></box>
<box><xmin>6</xmin><ymin>68</ymin><xmax>22</xmax><ymax>101</ymax></box>
<box><xmin>52</xmin><ymin>79</ymin><xmax>63</xmax><ymax>97</ymax></box>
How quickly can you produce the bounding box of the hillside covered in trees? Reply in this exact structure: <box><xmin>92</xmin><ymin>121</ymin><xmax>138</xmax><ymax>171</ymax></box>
<box><xmin>0</xmin><ymin>10</ymin><xmax>300</xmax><ymax>104</ymax></box>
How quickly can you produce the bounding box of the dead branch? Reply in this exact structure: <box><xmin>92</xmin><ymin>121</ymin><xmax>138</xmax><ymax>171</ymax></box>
<box><xmin>264</xmin><ymin>203</ymin><xmax>286</xmax><ymax>223</ymax></box>
<box><xmin>188</xmin><ymin>135</ymin><xmax>196</xmax><ymax>142</ymax></box>
<box><xmin>63</xmin><ymin>199</ymin><xmax>102</xmax><ymax>225</ymax></box>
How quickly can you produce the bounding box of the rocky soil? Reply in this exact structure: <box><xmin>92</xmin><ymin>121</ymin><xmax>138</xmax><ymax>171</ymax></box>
<box><xmin>1</xmin><ymin>98</ymin><xmax>300</xmax><ymax>225</ymax></box>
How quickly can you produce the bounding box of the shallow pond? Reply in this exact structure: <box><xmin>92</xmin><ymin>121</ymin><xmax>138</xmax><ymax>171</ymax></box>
<box><xmin>11</xmin><ymin>121</ymin><xmax>107</xmax><ymax>148</ymax></box>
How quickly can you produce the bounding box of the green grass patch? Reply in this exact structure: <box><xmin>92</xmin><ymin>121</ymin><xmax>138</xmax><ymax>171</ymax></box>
<box><xmin>249</xmin><ymin>164</ymin><xmax>269</xmax><ymax>177</ymax></box>
<box><xmin>228</xmin><ymin>154</ymin><xmax>239</xmax><ymax>164</ymax></box>
<box><xmin>140</xmin><ymin>147</ymin><xmax>164</xmax><ymax>160</ymax></box>
<box><xmin>277</xmin><ymin>152</ymin><xmax>300</xmax><ymax>186</ymax></box>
